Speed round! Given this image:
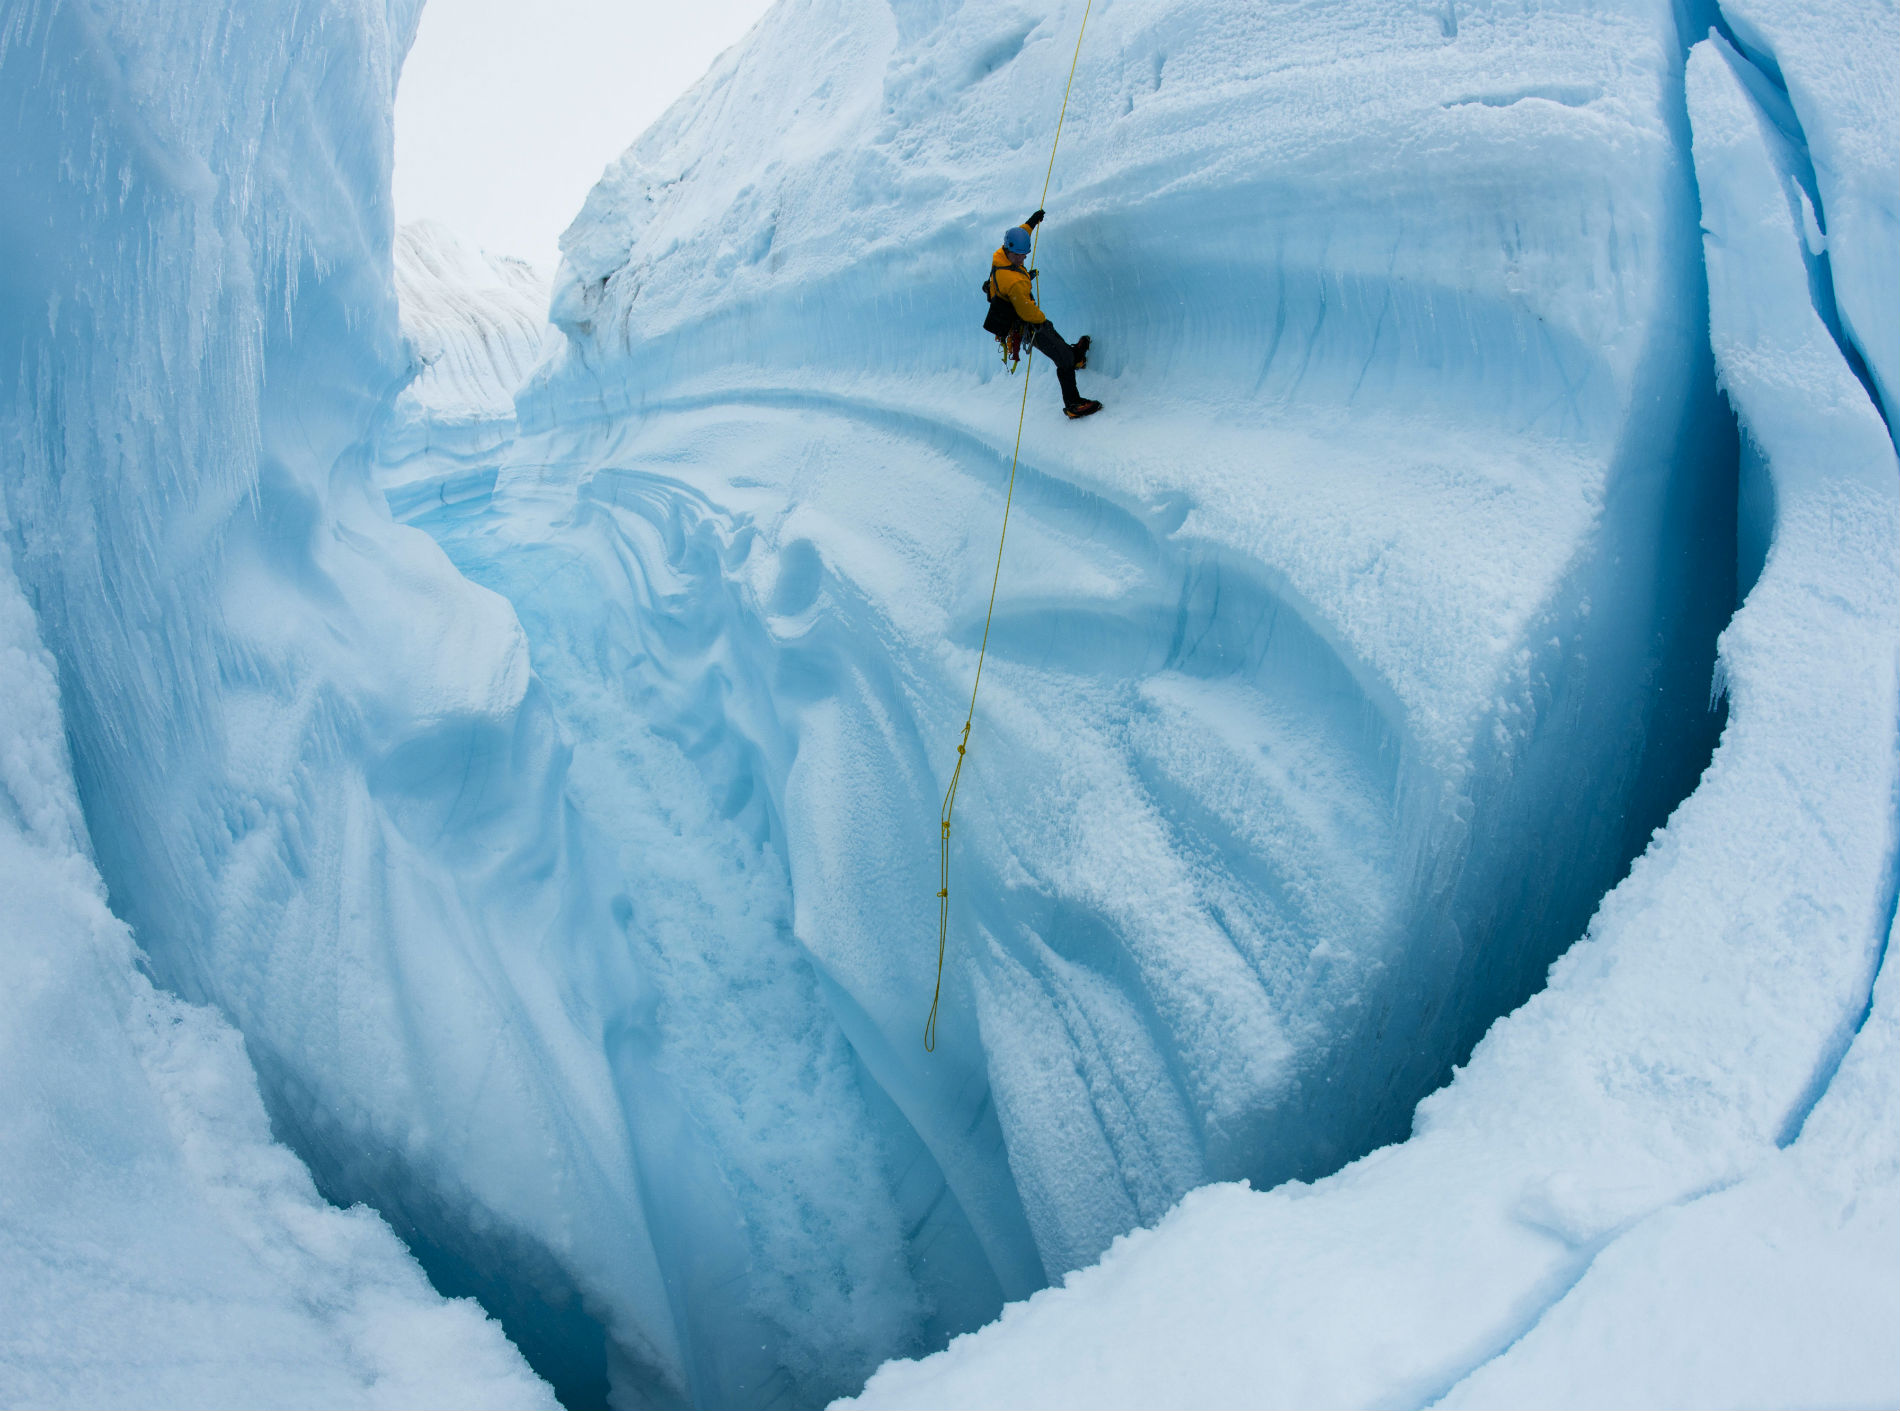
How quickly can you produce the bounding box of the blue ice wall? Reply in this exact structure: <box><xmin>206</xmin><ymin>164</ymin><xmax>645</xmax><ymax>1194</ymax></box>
<box><xmin>5</xmin><ymin>5</ymin><xmax>655</xmax><ymax>1407</ymax></box>
<box><xmin>1</xmin><ymin>0</ymin><xmax>1766</xmax><ymax>1407</ymax></box>
<box><xmin>383</xmin><ymin>0</ymin><xmax>1744</xmax><ymax>1401</ymax></box>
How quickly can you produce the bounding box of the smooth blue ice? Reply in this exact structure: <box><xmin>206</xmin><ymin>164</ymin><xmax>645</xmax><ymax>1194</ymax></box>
<box><xmin>0</xmin><ymin>3</ymin><xmax>550</xmax><ymax>1404</ymax></box>
<box><xmin>2</xmin><ymin>0</ymin><xmax>1895</xmax><ymax>1407</ymax></box>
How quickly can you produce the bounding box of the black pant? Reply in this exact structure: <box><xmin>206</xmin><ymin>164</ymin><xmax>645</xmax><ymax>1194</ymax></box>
<box><xmin>1031</xmin><ymin>323</ymin><xmax>1082</xmax><ymax>408</ymax></box>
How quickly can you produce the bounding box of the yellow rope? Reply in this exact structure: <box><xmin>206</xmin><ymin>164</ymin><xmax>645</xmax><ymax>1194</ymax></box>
<box><xmin>928</xmin><ymin>0</ymin><xmax>1095</xmax><ymax>1053</ymax></box>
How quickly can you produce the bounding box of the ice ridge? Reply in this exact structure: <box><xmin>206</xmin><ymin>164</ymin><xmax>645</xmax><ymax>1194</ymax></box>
<box><xmin>0</xmin><ymin>6</ymin><xmax>552</xmax><ymax>1386</ymax></box>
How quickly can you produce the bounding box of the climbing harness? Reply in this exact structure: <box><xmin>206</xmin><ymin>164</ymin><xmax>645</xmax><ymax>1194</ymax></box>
<box><xmin>982</xmin><ymin>267</ymin><xmax>1035</xmax><ymax>369</ymax></box>
<box><xmin>983</xmin><ymin>284</ymin><xmax>1027</xmax><ymax>370</ymax></box>
<box><xmin>927</xmin><ymin>0</ymin><xmax>1095</xmax><ymax>1053</ymax></box>
<box><xmin>997</xmin><ymin>322</ymin><xmax>1026</xmax><ymax>371</ymax></box>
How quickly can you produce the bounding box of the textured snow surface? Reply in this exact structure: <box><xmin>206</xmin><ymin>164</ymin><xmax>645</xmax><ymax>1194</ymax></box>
<box><xmin>1711</xmin><ymin>0</ymin><xmax>1900</xmax><ymax>425</ymax></box>
<box><xmin>4</xmin><ymin>0</ymin><xmax>1896</xmax><ymax>1405</ymax></box>
<box><xmin>389</xmin><ymin>0</ymin><xmax>1770</xmax><ymax>1401</ymax></box>
<box><xmin>0</xmin><ymin>525</ymin><xmax>550</xmax><ymax>1410</ymax></box>
<box><xmin>384</xmin><ymin>220</ymin><xmax>556</xmax><ymax>477</ymax></box>
<box><xmin>844</xmin><ymin>18</ymin><xmax>1900</xmax><ymax>1411</ymax></box>
<box><xmin>0</xmin><ymin>2</ymin><xmax>553</xmax><ymax>1405</ymax></box>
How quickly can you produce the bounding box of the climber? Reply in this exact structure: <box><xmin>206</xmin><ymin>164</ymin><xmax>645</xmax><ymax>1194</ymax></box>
<box><xmin>984</xmin><ymin>210</ymin><xmax>1102</xmax><ymax>419</ymax></box>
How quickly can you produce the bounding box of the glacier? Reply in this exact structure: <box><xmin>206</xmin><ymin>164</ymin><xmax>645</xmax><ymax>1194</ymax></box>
<box><xmin>2</xmin><ymin>0</ymin><xmax>1896</xmax><ymax>1408</ymax></box>
<box><xmin>0</xmin><ymin>540</ymin><xmax>554</xmax><ymax>1408</ymax></box>
<box><xmin>0</xmin><ymin>2</ymin><xmax>552</xmax><ymax>1404</ymax></box>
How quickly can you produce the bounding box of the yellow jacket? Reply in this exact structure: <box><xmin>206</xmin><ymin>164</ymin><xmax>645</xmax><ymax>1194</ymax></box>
<box><xmin>986</xmin><ymin>228</ymin><xmax>1046</xmax><ymax>325</ymax></box>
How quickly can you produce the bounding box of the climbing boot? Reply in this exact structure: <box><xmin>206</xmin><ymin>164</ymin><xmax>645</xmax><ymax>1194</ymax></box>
<box><xmin>1064</xmin><ymin>399</ymin><xmax>1103</xmax><ymax>420</ymax></box>
<box><xmin>1072</xmin><ymin>334</ymin><xmax>1091</xmax><ymax>369</ymax></box>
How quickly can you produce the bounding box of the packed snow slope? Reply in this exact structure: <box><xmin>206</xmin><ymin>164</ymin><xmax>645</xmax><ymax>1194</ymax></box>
<box><xmin>0</xmin><ymin>2</ymin><xmax>552</xmax><ymax>1406</ymax></box>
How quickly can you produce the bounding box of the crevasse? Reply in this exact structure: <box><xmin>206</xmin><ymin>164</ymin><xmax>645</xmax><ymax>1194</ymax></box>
<box><xmin>386</xmin><ymin>0</ymin><xmax>1752</xmax><ymax>1401</ymax></box>
<box><xmin>3</xmin><ymin>0</ymin><xmax>1896</xmax><ymax>1408</ymax></box>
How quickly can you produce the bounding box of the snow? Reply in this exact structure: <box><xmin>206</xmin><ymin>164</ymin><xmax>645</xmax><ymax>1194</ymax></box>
<box><xmin>0</xmin><ymin>532</ymin><xmax>552</xmax><ymax>1409</ymax></box>
<box><xmin>3</xmin><ymin>0</ymin><xmax>1896</xmax><ymax>1404</ymax></box>
<box><xmin>1</xmin><ymin>2</ymin><xmax>547</xmax><ymax>1405</ymax></box>
<box><xmin>1711</xmin><ymin>0</ymin><xmax>1900</xmax><ymax>426</ymax></box>
<box><xmin>841</xmin><ymin>21</ymin><xmax>1900</xmax><ymax>1411</ymax></box>
<box><xmin>384</xmin><ymin>220</ymin><xmax>555</xmax><ymax>470</ymax></box>
<box><xmin>536</xmin><ymin>0</ymin><xmax>1715</xmax><ymax>783</ymax></box>
<box><xmin>1432</xmin><ymin>40</ymin><xmax>1900</xmax><ymax>1403</ymax></box>
<box><xmin>453</xmin><ymin>3</ymin><xmax>1743</xmax><ymax>1394</ymax></box>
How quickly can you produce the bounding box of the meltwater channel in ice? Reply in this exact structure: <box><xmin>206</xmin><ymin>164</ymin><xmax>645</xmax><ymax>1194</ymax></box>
<box><xmin>4</xmin><ymin>0</ymin><xmax>1897</xmax><ymax>1407</ymax></box>
<box><xmin>379</xmin><ymin>0</ymin><xmax>1776</xmax><ymax>1401</ymax></box>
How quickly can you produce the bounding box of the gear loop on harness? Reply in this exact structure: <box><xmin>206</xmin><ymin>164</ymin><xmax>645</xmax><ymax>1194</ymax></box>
<box><xmin>928</xmin><ymin>0</ymin><xmax>1094</xmax><ymax>1054</ymax></box>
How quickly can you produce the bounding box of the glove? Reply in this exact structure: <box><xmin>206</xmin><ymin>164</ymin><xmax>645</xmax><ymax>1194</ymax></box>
<box><xmin>1025</xmin><ymin>209</ymin><xmax>1045</xmax><ymax>229</ymax></box>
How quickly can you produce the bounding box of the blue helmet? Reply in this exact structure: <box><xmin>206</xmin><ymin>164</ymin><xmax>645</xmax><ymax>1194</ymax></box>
<box><xmin>1003</xmin><ymin>225</ymin><xmax>1033</xmax><ymax>255</ymax></box>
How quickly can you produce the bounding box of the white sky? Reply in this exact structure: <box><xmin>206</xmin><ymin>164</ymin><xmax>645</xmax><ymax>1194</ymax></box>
<box><xmin>394</xmin><ymin>0</ymin><xmax>776</xmax><ymax>272</ymax></box>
